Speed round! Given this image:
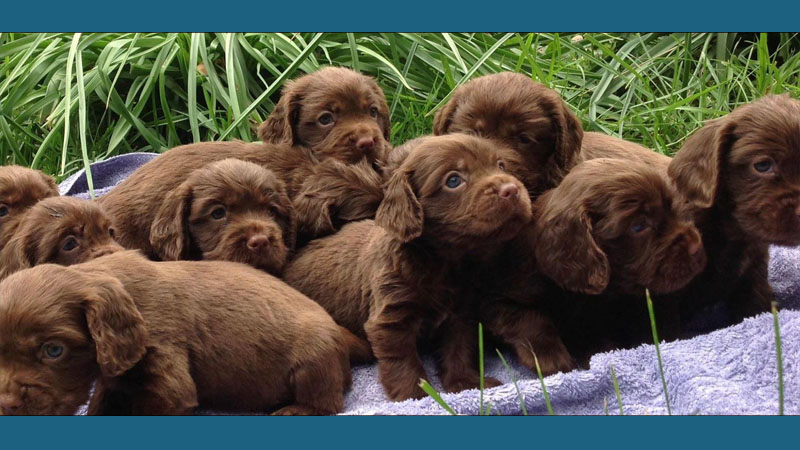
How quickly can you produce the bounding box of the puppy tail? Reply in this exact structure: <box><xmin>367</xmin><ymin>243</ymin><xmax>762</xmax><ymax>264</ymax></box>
<box><xmin>339</xmin><ymin>326</ymin><xmax>374</xmax><ymax>365</ymax></box>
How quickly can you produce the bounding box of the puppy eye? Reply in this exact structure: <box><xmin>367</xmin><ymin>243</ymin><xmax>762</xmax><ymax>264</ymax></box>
<box><xmin>108</xmin><ymin>227</ymin><xmax>116</xmax><ymax>239</ymax></box>
<box><xmin>62</xmin><ymin>237</ymin><xmax>79</xmax><ymax>252</ymax></box>
<box><xmin>445</xmin><ymin>173</ymin><xmax>463</xmax><ymax>189</ymax></box>
<box><xmin>498</xmin><ymin>161</ymin><xmax>506</xmax><ymax>172</ymax></box>
<box><xmin>631</xmin><ymin>220</ymin><xmax>649</xmax><ymax>234</ymax></box>
<box><xmin>318</xmin><ymin>112</ymin><xmax>335</xmax><ymax>126</ymax></box>
<box><xmin>42</xmin><ymin>343</ymin><xmax>64</xmax><ymax>360</ymax></box>
<box><xmin>0</xmin><ymin>205</ymin><xmax>8</xmax><ymax>217</ymax></box>
<box><xmin>369</xmin><ymin>106</ymin><xmax>379</xmax><ymax>118</ymax></box>
<box><xmin>210</xmin><ymin>207</ymin><xmax>227</xmax><ymax>220</ymax></box>
<box><xmin>753</xmin><ymin>160</ymin><xmax>774</xmax><ymax>173</ymax></box>
<box><xmin>518</xmin><ymin>134</ymin><xmax>533</xmax><ymax>145</ymax></box>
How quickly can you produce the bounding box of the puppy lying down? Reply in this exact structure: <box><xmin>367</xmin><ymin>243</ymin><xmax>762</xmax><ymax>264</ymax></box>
<box><xmin>0</xmin><ymin>250</ymin><xmax>362</xmax><ymax>415</ymax></box>
<box><xmin>0</xmin><ymin>165</ymin><xmax>59</xmax><ymax>251</ymax></box>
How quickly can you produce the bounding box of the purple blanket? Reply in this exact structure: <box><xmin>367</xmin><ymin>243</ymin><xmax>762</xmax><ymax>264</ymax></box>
<box><xmin>63</xmin><ymin>154</ymin><xmax>800</xmax><ymax>415</ymax></box>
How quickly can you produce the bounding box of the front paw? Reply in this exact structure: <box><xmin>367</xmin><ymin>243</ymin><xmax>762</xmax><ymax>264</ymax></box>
<box><xmin>515</xmin><ymin>342</ymin><xmax>576</xmax><ymax>376</ymax></box>
<box><xmin>442</xmin><ymin>375</ymin><xmax>502</xmax><ymax>393</ymax></box>
<box><xmin>383</xmin><ymin>379</ymin><xmax>427</xmax><ymax>402</ymax></box>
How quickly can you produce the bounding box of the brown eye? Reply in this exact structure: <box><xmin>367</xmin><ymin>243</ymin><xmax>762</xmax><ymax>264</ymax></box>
<box><xmin>369</xmin><ymin>106</ymin><xmax>378</xmax><ymax>118</ymax></box>
<box><xmin>62</xmin><ymin>237</ymin><xmax>79</xmax><ymax>252</ymax></box>
<box><xmin>108</xmin><ymin>227</ymin><xmax>116</xmax><ymax>239</ymax></box>
<box><xmin>498</xmin><ymin>161</ymin><xmax>506</xmax><ymax>171</ymax></box>
<box><xmin>518</xmin><ymin>134</ymin><xmax>533</xmax><ymax>145</ymax></box>
<box><xmin>0</xmin><ymin>205</ymin><xmax>8</xmax><ymax>217</ymax></box>
<box><xmin>318</xmin><ymin>112</ymin><xmax>334</xmax><ymax>126</ymax></box>
<box><xmin>210</xmin><ymin>207</ymin><xmax>226</xmax><ymax>220</ymax></box>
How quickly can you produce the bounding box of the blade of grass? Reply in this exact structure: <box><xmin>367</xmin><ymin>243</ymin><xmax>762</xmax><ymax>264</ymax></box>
<box><xmin>646</xmin><ymin>289</ymin><xmax>672</xmax><ymax>415</ymax></box>
<box><xmin>187</xmin><ymin>33</ymin><xmax>201</xmax><ymax>142</ymax></box>
<box><xmin>496</xmin><ymin>349</ymin><xmax>528</xmax><ymax>416</ymax></box>
<box><xmin>526</xmin><ymin>343</ymin><xmax>554</xmax><ymax>415</ymax></box>
<box><xmin>771</xmin><ymin>302</ymin><xmax>784</xmax><ymax>416</ymax></box>
<box><xmin>60</xmin><ymin>34</ymin><xmax>80</xmax><ymax>176</ymax></box>
<box><xmin>74</xmin><ymin>36</ymin><xmax>94</xmax><ymax>199</ymax></box>
<box><xmin>347</xmin><ymin>33</ymin><xmax>360</xmax><ymax>72</ymax></box>
<box><xmin>609</xmin><ymin>363</ymin><xmax>624</xmax><ymax>415</ymax></box>
<box><xmin>479</xmin><ymin>322</ymin><xmax>486</xmax><ymax>415</ymax></box>
<box><xmin>419</xmin><ymin>379</ymin><xmax>456</xmax><ymax>416</ymax></box>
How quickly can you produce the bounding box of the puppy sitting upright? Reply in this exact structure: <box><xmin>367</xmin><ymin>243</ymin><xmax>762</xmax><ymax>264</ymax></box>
<box><xmin>0</xmin><ymin>196</ymin><xmax>122</xmax><ymax>281</ymax></box>
<box><xmin>149</xmin><ymin>159</ymin><xmax>295</xmax><ymax>275</ymax></box>
<box><xmin>99</xmin><ymin>67</ymin><xmax>390</xmax><ymax>253</ymax></box>
<box><xmin>0</xmin><ymin>165</ymin><xmax>59</xmax><ymax>251</ymax></box>
<box><xmin>0</xmin><ymin>251</ymin><xmax>352</xmax><ymax>415</ymax></box>
<box><xmin>668</xmin><ymin>94</ymin><xmax>800</xmax><ymax>332</ymax></box>
<box><xmin>285</xmin><ymin>134</ymin><xmax>532</xmax><ymax>401</ymax></box>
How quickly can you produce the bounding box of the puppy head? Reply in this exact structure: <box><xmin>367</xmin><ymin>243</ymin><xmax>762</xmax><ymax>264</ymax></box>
<box><xmin>258</xmin><ymin>67</ymin><xmax>391</xmax><ymax>167</ymax></box>
<box><xmin>0</xmin><ymin>165</ymin><xmax>59</xmax><ymax>249</ymax></box>
<box><xmin>669</xmin><ymin>94</ymin><xmax>800</xmax><ymax>246</ymax></box>
<box><xmin>534</xmin><ymin>159</ymin><xmax>706</xmax><ymax>296</ymax></box>
<box><xmin>0</xmin><ymin>265</ymin><xmax>146</xmax><ymax>415</ymax></box>
<box><xmin>375</xmin><ymin>134</ymin><xmax>532</xmax><ymax>250</ymax></box>
<box><xmin>433</xmin><ymin>72</ymin><xmax>583</xmax><ymax>196</ymax></box>
<box><xmin>150</xmin><ymin>159</ymin><xmax>296</xmax><ymax>275</ymax></box>
<box><xmin>0</xmin><ymin>197</ymin><xmax>121</xmax><ymax>280</ymax></box>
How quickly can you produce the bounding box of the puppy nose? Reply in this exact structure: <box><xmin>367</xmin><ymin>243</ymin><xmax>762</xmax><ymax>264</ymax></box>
<box><xmin>0</xmin><ymin>394</ymin><xmax>22</xmax><ymax>415</ymax></box>
<box><xmin>247</xmin><ymin>235</ymin><xmax>271</xmax><ymax>251</ymax></box>
<box><xmin>356</xmin><ymin>137</ymin><xmax>375</xmax><ymax>152</ymax></box>
<box><xmin>498</xmin><ymin>183</ymin><xmax>519</xmax><ymax>200</ymax></box>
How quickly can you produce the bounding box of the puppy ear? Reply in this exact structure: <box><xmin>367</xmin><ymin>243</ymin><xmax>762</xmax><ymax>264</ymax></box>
<box><xmin>257</xmin><ymin>79</ymin><xmax>303</xmax><ymax>145</ymax></box>
<box><xmin>150</xmin><ymin>179</ymin><xmax>193</xmax><ymax>261</ymax></box>
<box><xmin>274</xmin><ymin>187</ymin><xmax>298</xmax><ymax>254</ymax></box>
<box><xmin>534</xmin><ymin>195</ymin><xmax>609</xmax><ymax>295</ymax></box>
<box><xmin>0</xmin><ymin>232</ymin><xmax>35</xmax><ymax>280</ymax></box>
<box><xmin>83</xmin><ymin>273</ymin><xmax>147</xmax><ymax>378</ymax></box>
<box><xmin>432</xmin><ymin>88</ymin><xmax>463</xmax><ymax>135</ymax></box>
<box><xmin>542</xmin><ymin>93</ymin><xmax>584</xmax><ymax>188</ymax></box>
<box><xmin>38</xmin><ymin>171</ymin><xmax>59</xmax><ymax>196</ymax></box>
<box><xmin>668</xmin><ymin>119</ymin><xmax>737</xmax><ymax>209</ymax></box>
<box><xmin>369</xmin><ymin>83</ymin><xmax>392</xmax><ymax>142</ymax></box>
<box><xmin>375</xmin><ymin>169</ymin><xmax>423</xmax><ymax>242</ymax></box>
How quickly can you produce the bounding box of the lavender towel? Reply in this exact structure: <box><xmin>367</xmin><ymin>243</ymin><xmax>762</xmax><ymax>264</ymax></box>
<box><xmin>64</xmin><ymin>153</ymin><xmax>800</xmax><ymax>415</ymax></box>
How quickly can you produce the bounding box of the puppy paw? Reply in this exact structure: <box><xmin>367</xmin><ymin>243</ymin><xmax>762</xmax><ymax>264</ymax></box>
<box><xmin>516</xmin><ymin>343</ymin><xmax>577</xmax><ymax>377</ymax></box>
<box><xmin>272</xmin><ymin>404</ymin><xmax>333</xmax><ymax>416</ymax></box>
<box><xmin>442</xmin><ymin>375</ymin><xmax>502</xmax><ymax>393</ymax></box>
<box><xmin>384</xmin><ymin>381</ymin><xmax>427</xmax><ymax>402</ymax></box>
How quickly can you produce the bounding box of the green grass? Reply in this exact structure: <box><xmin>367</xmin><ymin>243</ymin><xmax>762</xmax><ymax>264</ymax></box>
<box><xmin>646</xmin><ymin>289</ymin><xmax>672</xmax><ymax>415</ymax></box>
<box><xmin>2</xmin><ymin>33</ymin><xmax>800</xmax><ymax>179</ymax></box>
<box><xmin>771</xmin><ymin>302</ymin><xmax>785</xmax><ymax>416</ymax></box>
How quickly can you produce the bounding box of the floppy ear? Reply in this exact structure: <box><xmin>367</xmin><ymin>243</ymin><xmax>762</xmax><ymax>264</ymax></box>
<box><xmin>274</xmin><ymin>187</ymin><xmax>298</xmax><ymax>254</ymax></box>
<box><xmin>257</xmin><ymin>79</ymin><xmax>304</xmax><ymax>145</ymax></box>
<box><xmin>83</xmin><ymin>273</ymin><xmax>147</xmax><ymax>378</ymax></box>
<box><xmin>369</xmin><ymin>83</ymin><xmax>392</xmax><ymax>142</ymax></box>
<box><xmin>375</xmin><ymin>168</ymin><xmax>423</xmax><ymax>242</ymax></box>
<box><xmin>668</xmin><ymin>119</ymin><xmax>737</xmax><ymax>209</ymax></box>
<box><xmin>0</xmin><ymin>232</ymin><xmax>36</xmax><ymax>281</ymax></box>
<box><xmin>432</xmin><ymin>88</ymin><xmax>464</xmax><ymax>135</ymax></box>
<box><xmin>38</xmin><ymin>171</ymin><xmax>59</xmax><ymax>197</ymax></box>
<box><xmin>542</xmin><ymin>93</ymin><xmax>584</xmax><ymax>188</ymax></box>
<box><xmin>533</xmin><ymin>194</ymin><xmax>609</xmax><ymax>295</ymax></box>
<box><xmin>150</xmin><ymin>179</ymin><xmax>193</xmax><ymax>261</ymax></box>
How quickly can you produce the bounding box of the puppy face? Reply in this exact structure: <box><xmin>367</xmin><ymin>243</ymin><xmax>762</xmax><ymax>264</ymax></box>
<box><xmin>433</xmin><ymin>72</ymin><xmax>583</xmax><ymax>197</ymax></box>
<box><xmin>375</xmin><ymin>135</ymin><xmax>532</xmax><ymax>248</ymax></box>
<box><xmin>669</xmin><ymin>94</ymin><xmax>800</xmax><ymax>246</ymax></box>
<box><xmin>534</xmin><ymin>159</ymin><xmax>706</xmax><ymax>296</ymax></box>
<box><xmin>0</xmin><ymin>266</ymin><xmax>146</xmax><ymax>415</ymax></box>
<box><xmin>150</xmin><ymin>159</ymin><xmax>296</xmax><ymax>275</ymax></box>
<box><xmin>0</xmin><ymin>165</ymin><xmax>59</xmax><ymax>249</ymax></box>
<box><xmin>0</xmin><ymin>197</ymin><xmax>121</xmax><ymax>280</ymax></box>
<box><xmin>258</xmin><ymin>67</ymin><xmax>391</xmax><ymax>167</ymax></box>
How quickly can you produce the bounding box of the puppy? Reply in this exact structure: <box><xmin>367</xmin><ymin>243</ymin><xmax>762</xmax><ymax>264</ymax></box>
<box><xmin>433</xmin><ymin>72</ymin><xmax>583</xmax><ymax>197</ymax></box>
<box><xmin>149</xmin><ymin>159</ymin><xmax>295</xmax><ymax>275</ymax></box>
<box><xmin>0</xmin><ymin>250</ymin><xmax>354</xmax><ymax>415</ymax></box>
<box><xmin>100</xmin><ymin>69</ymin><xmax>389</xmax><ymax>253</ymax></box>
<box><xmin>258</xmin><ymin>66</ymin><xmax>391</xmax><ymax>166</ymax></box>
<box><xmin>580</xmin><ymin>131</ymin><xmax>671</xmax><ymax>168</ymax></box>
<box><xmin>668</xmin><ymin>94</ymin><xmax>800</xmax><ymax>332</ymax></box>
<box><xmin>479</xmin><ymin>158</ymin><xmax>706</xmax><ymax>368</ymax></box>
<box><xmin>284</xmin><ymin>135</ymin><xmax>532</xmax><ymax>401</ymax></box>
<box><xmin>0</xmin><ymin>165</ymin><xmax>59</xmax><ymax>251</ymax></box>
<box><xmin>0</xmin><ymin>196</ymin><xmax>121</xmax><ymax>281</ymax></box>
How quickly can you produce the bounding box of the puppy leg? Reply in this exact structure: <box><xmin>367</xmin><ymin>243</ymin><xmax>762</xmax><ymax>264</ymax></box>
<box><xmin>273</xmin><ymin>347</ymin><xmax>348</xmax><ymax>416</ymax></box>
<box><xmin>130</xmin><ymin>348</ymin><xmax>199</xmax><ymax>415</ymax></box>
<box><xmin>729</xmin><ymin>259</ymin><xmax>774</xmax><ymax>323</ymax></box>
<box><xmin>483</xmin><ymin>301</ymin><xmax>576</xmax><ymax>376</ymax></box>
<box><xmin>365</xmin><ymin>307</ymin><xmax>428</xmax><ymax>401</ymax></box>
<box><xmin>437</xmin><ymin>315</ymin><xmax>501</xmax><ymax>393</ymax></box>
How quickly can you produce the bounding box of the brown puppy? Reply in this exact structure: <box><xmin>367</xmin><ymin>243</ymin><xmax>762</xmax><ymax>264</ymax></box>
<box><xmin>0</xmin><ymin>165</ymin><xmax>59</xmax><ymax>251</ymax></box>
<box><xmin>0</xmin><ymin>250</ymin><xmax>353</xmax><ymax>415</ymax></box>
<box><xmin>668</xmin><ymin>94</ymin><xmax>800</xmax><ymax>332</ymax></box>
<box><xmin>258</xmin><ymin>66</ymin><xmax>391</xmax><ymax>167</ymax></box>
<box><xmin>0</xmin><ymin>196</ymin><xmax>121</xmax><ymax>281</ymax></box>
<box><xmin>433</xmin><ymin>72</ymin><xmax>583</xmax><ymax>197</ymax></box>
<box><xmin>479</xmin><ymin>158</ymin><xmax>706</xmax><ymax>369</ymax></box>
<box><xmin>580</xmin><ymin>131</ymin><xmax>671</xmax><ymax>168</ymax></box>
<box><xmin>149</xmin><ymin>159</ymin><xmax>296</xmax><ymax>275</ymax></box>
<box><xmin>284</xmin><ymin>135</ymin><xmax>532</xmax><ymax>401</ymax></box>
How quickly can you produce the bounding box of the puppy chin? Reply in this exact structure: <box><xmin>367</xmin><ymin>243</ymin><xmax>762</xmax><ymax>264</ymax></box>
<box><xmin>648</xmin><ymin>251</ymin><xmax>708</xmax><ymax>295</ymax></box>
